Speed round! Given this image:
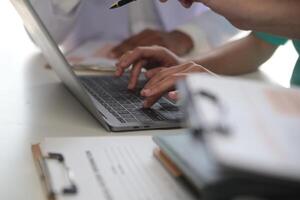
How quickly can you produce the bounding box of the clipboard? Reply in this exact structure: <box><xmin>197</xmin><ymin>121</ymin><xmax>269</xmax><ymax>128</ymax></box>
<box><xmin>152</xmin><ymin>74</ymin><xmax>300</xmax><ymax>199</ymax></box>
<box><xmin>31</xmin><ymin>144</ymin><xmax>78</xmax><ymax>200</ymax></box>
<box><xmin>31</xmin><ymin>136</ymin><xmax>198</xmax><ymax>200</ymax></box>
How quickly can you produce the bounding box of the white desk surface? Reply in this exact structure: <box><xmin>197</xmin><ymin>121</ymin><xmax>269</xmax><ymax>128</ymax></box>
<box><xmin>0</xmin><ymin>1</ymin><xmax>298</xmax><ymax>200</ymax></box>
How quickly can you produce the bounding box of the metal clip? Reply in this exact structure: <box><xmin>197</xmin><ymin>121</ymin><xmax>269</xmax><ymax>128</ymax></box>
<box><xmin>38</xmin><ymin>152</ymin><xmax>78</xmax><ymax>199</ymax></box>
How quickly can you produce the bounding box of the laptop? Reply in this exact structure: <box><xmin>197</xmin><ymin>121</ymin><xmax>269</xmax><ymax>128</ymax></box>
<box><xmin>11</xmin><ymin>0</ymin><xmax>184</xmax><ymax>132</ymax></box>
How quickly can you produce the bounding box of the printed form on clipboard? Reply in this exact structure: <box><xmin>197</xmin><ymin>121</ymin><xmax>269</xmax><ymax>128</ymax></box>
<box><xmin>32</xmin><ymin>136</ymin><xmax>197</xmax><ymax>200</ymax></box>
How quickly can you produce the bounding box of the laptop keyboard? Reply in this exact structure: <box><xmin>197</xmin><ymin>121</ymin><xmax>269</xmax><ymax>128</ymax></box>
<box><xmin>79</xmin><ymin>75</ymin><xmax>181</xmax><ymax>124</ymax></box>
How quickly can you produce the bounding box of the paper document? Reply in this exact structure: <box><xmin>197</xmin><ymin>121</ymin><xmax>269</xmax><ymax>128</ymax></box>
<box><xmin>66</xmin><ymin>39</ymin><xmax>117</xmax><ymax>71</ymax></box>
<box><xmin>40</xmin><ymin>136</ymin><xmax>195</xmax><ymax>200</ymax></box>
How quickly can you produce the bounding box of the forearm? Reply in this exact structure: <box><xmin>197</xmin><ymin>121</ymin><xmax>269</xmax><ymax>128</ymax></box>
<box><xmin>201</xmin><ymin>0</ymin><xmax>300</xmax><ymax>39</ymax></box>
<box><xmin>192</xmin><ymin>33</ymin><xmax>278</xmax><ymax>75</ymax></box>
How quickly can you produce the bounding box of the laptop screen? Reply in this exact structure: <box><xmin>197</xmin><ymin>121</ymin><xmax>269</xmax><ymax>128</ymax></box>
<box><xmin>30</xmin><ymin>0</ymin><xmax>120</xmax><ymax>70</ymax></box>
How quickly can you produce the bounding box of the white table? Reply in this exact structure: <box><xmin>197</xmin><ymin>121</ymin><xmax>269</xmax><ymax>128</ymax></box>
<box><xmin>0</xmin><ymin>1</ymin><xmax>298</xmax><ymax>200</ymax></box>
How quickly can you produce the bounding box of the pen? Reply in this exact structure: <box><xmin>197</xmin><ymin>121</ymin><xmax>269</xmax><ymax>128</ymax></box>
<box><xmin>110</xmin><ymin>0</ymin><xmax>137</xmax><ymax>9</ymax></box>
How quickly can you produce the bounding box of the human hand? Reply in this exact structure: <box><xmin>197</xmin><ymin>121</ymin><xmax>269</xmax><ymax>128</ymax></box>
<box><xmin>109</xmin><ymin>29</ymin><xmax>193</xmax><ymax>59</ymax></box>
<box><xmin>159</xmin><ymin>0</ymin><xmax>202</xmax><ymax>8</ymax></box>
<box><xmin>116</xmin><ymin>46</ymin><xmax>184</xmax><ymax>90</ymax></box>
<box><xmin>140</xmin><ymin>62</ymin><xmax>214</xmax><ymax>108</ymax></box>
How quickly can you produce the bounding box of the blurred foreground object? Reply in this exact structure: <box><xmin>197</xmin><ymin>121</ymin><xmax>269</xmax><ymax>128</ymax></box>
<box><xmin>154</xmin><ymin>74</ymin><xmax>300</xmax><ymax>200</ymax></box>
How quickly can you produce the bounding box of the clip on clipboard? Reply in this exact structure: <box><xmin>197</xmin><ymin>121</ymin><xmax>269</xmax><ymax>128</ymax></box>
<box><xmin>32</xmin><ymin>144</ymin><xmax>78</xmax><ymax>200</ymax></box>
<box><xmin>184</xmin><ymin>89</ymin><xmax>230</xmax><ymax>137</ymax></box>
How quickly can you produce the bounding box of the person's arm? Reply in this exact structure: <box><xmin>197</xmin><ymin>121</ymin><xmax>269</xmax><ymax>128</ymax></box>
<box><xmin>192</xmin><ymin>33</ymin><xmax>278</xmax><ymax>75</ymax></box>
<box><xmin>116</xmin><ymin>33</ymin><xmax>279</xmax><ymax>107</ymax></box>
<box><xmin>161</xmin><ymin>0</ymin><xmax>300</xmax><ymax>39</ymax></box>
<box><xmin>205</xmin><ymin>0</ymin><xmax>300</xmax><ymax>39</ymax></box>
<box><xmin>108</xmin><ymin>29</ymin><xmax>194</xmax><ymax>58</ymax></box>
<box><xmin>137</xmin><ymin>33</ymin><xmax>279</xmax><ymax>107</ymax></box>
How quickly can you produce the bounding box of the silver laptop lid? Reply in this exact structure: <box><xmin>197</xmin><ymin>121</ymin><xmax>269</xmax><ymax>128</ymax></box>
<box><xmin>11</xmin><ymin>0</ymin><xmax>109</xmax><ymax>129</ymax></box>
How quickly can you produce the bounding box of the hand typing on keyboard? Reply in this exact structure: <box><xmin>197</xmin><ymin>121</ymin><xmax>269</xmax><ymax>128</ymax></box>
<box><xmin>80</xmin><ymin>76</ymin><xmax>180</xmax><ymax>124</ymax></box>
<box><xmin>115</xmin><ymin>46</ymin><xmax>182</xmax><ymax>108</ymax></box>
<box><xmin>116</xmin><ymin>46</ymin><xmax>213</xmax><ymax>108</ymax></box>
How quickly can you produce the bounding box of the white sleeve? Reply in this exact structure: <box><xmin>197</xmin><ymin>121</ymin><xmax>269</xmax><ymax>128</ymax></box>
<box><xmin>30</xmin><ymin>0</ymin><xmax>81</xmax><ymax>44</ymax></box>
<box><xmin>175</xmin><ymin>10</ymin><xmax>240</xmax><ymax>58</ymax></box>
